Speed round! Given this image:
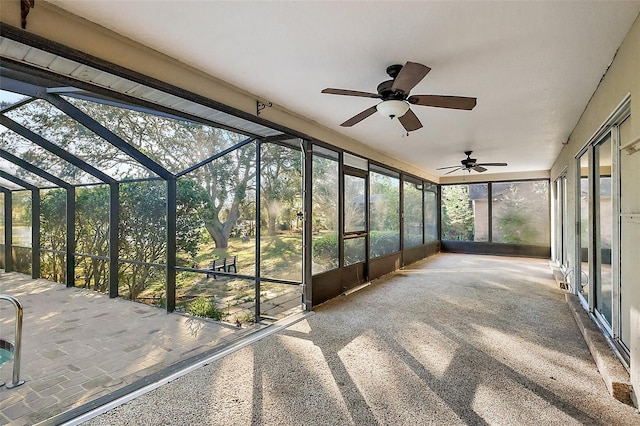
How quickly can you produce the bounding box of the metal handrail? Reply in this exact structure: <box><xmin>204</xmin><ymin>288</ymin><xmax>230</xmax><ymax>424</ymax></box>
<box><xmin>0</xmin><ymin>294</ymin><xmax>25</xmax><ymax>388</ymax></box>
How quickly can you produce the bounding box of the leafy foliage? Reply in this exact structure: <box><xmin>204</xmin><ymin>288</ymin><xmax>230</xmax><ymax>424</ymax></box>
<box><xmin>260</xmin><ymin>143</ymin><xmax>302</xmax><ymax>236</ymax></box>
<box><xmin>187</xmin><ymin>296</ymin><xmax>225</xmax><ymax>320</ymax></box>
<box><xmin>40</xmin><ymin>189</ymin><xmax>66</xmax><ymax>282</ymax></box>
<box><xmin>441</xmin><ymin>185</ymin><xmax>474</xmax><ymax>241</ymax></box>
<box><xmin>496</xmin><ymin>212</ymin><xmax>536</xmax><ymax>244</ymax></box>
<box><xmin>370</xmin><ymin>231</ymin><xmax>400</xmax><ymax>258</ymax></box>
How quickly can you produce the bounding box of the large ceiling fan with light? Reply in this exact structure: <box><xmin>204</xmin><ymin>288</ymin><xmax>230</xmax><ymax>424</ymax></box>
<box><xmin>437</xmin><ymin>151</ymin><xmax>508</xmax><ymax>174</ymax></box>
<box><xmin>321</xmin><ymin>61</ymin><xmax>477</xmax><ymax>132</ymax></box>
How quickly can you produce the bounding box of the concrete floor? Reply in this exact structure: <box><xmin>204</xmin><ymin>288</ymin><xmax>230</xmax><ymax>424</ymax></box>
<box><xmin>0</xmin><ymin>273</ymin><xmax>258</xmax><ymax>425</ymax></box>
<box><xmin>86</xmin><ymin>253</ymin><xmax>639</xmax><ymax>425</ymax></box>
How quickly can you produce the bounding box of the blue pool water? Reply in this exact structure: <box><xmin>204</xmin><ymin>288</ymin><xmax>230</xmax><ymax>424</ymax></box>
<box><xmin>0</xmin><ymin>348</ymin><xmax>12</xmax><ymax>366</ymax></box>
<box><xmin>0</xmin><ymin>340</ymin><xmax>14</xmax><ymax>366</ymax></box>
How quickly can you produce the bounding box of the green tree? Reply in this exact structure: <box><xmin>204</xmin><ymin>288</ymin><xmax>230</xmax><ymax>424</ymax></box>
<box><xmin>2</xmin><ymin>98</ymin><xmax>255</xmax><ymax>248</ymax></box>
<box><xmin>119</xmin><ymin>180</ymin><xmax>207</xmax><ymax>300</ymax></box>
<box><xmin>40</xmin><ymin>189</ymin><xmax>66</xmax><ymax>282</ymax></box>
<box><xmin>75</xmin><ymin>186</ymin><xmax>110</xmax><ymax>291</ymax></box>
<box><xmin>260</xmin><ymin>143</ymin><xmax>301</xmax><ymax>236</ymax></box>
<box><xmin>441</xmin><ymin>185</ymin><xmax>474</xmax><ymax>241</ymax></box>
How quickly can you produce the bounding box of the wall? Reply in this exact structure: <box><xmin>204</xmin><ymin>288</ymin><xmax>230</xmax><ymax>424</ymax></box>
<box><xmin>550</xmin><ymin>13</ymin><xmax>640</xmax><ymax>401</ymax></box>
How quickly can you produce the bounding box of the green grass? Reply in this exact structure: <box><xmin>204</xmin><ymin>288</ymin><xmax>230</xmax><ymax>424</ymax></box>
<box><xmin>140</xmin><ymin>233</ymin><xmax>303</xmax><ymax>325</ymax></box>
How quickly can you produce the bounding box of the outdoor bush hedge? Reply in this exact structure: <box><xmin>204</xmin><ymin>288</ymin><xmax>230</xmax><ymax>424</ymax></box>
<box><xmin>187</xmin><ymin>296</ymin><xmax>225</xmax><ymax>320</ymax></box>
<box><xmin>312</xmin><ymin>231</ymin><xmax>402</xmax><ymax>260</ymax></box>
<box><xmin>370</xmin><ymin>231</ymin><xmax>400</xmax><ymax>258</ymax></box>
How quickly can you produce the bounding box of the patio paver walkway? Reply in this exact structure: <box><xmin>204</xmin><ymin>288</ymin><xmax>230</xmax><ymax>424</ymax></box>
<box><xmin>0</xmin><ymin>272</ymin><xmax>254</xmax><ymax>425</ymax></box>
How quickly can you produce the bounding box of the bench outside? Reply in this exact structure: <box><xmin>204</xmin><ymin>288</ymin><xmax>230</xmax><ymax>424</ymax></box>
<box><xmin>206</xmin><ymin>256</ymin><xmax>237</xmax><ymax>278</ymax></box>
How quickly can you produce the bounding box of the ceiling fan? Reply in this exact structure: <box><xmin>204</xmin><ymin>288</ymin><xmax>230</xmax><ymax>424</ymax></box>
<box><xmin>437</xmin><ymin>151</ymin><xmax>508</xmax><ymax>174</ymax></box>
<box><xmin>321</xmin><ymin>61</ymin><xmax>476</xmax><ymax>132</ymax></box>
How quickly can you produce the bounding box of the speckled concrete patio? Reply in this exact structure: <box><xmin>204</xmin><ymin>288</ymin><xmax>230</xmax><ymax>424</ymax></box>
<box><xmin>0</xmin><ymin>273</ymin><xmax>259</xmax><ymax>425</ymax></box>
<box><xmin>87</xmin><ymin>254</ymin><xmax>639</xmax><ymax>426</ymax></box>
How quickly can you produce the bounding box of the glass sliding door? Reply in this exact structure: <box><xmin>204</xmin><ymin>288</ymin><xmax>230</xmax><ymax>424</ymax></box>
<box><xmin>619</xmin><ymin>116</ymin><xmax>633</xmax><ymax>351</ymax></box>
<box><xmin>595</xmin><ymin>135</ymin><xmax>613</xmax><ymax>326</ymax></box>
<box><xmin>577</xmin><ymin>151</ymin><xmax>590</xmax><ymax>304</ymax></box>
<box><xmin>562</xmin><ymin>176</ymin><xmax>569</xmax><ymax>265</ymax></box>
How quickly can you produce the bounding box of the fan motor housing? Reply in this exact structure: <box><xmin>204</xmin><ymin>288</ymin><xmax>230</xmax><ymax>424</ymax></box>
<box><xmin>386</xmin><ymin>64</ymin><xmax>403</xmax><ymax>78</ymax></box>
<box><xmin>377</xmin><ymin>80</ymin><xmax>406</xmax><ymax>100</ymax></box>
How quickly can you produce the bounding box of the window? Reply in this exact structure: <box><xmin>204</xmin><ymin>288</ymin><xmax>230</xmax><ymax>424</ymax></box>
<box><xmin>369</xmin><ymin>167</ymin><xmax>399</xmax><ymax>258</ymax></box>
<box><xmin>491</xmin><ymin>181</ymin><xmax>550</xmax><ymax>245</ymax></box>
<box><xmin>403</xmin><ymin>178</ymin><xmax>423</xmax><ymax>248</ymax></box>
<box><xmin>312</xmin><ymin>147</ymin><xmax>339</xmax><ymax>274</ymax></box>
<box><xmin>424</xmin><ymin>183</ymin><xmax>438</xmax><ymax>242</ymax></box>
<box><xmin>441</xmin><ymin>184</ymin><xmax>488</xmax><ymax>241</ymax></box>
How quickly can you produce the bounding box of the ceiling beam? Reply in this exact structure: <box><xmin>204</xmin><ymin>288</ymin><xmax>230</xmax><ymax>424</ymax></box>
<box><xmin>176</xmin><ymin>136</ymin><xmax>255</xmax><ymax>178</ymax></box>
<box><xmin>44</xmin><ymin>93</ymin><xmax>173</xmax><ymax>180</ymax></box>
<box><xmin>0</xmin><ymin>148</ymin><xmax>71</xmax><ymax>189</ymax></box>
<box><xmin>0</xmin><ymin>115</ymin><xmax>116</xmax><ymax>184</ymax></box>
<box><xmin>0</xmin><ymin>169</ymin><xmax>38</xmax><ymax>191</ymax></box>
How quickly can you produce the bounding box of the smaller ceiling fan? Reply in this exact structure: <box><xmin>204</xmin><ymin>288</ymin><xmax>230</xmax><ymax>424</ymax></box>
<box><xmin>437</xmin><ymin>151</ymin><xmax>508</xmax><ymax>174</ymax></box>
<box><xmin>321</xmin><ymin>61</ymin><xmax>476</xmax><ymax>132</ymax></box>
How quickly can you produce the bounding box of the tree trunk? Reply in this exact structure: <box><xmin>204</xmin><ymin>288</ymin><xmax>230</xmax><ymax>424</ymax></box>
<box><xmin>205</xmin><ymin>223</ymin><xmax>229</xmax><ymax>248</ymax></box>
<box><xmin>268</xmin><ymin>215</ymin><xmax>276</xmax><ymax>236</ymax></box>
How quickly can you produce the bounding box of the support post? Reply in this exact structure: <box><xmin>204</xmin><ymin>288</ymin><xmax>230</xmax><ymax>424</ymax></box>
<box><xmin>166</xmin><ymin>178</ymin><xmax>177</xmax><ymax>313</ymax></box>
<box><xmin>31</xmin><ymin>189</ymin><xmax>40</xmax><ymax>279</ymax></box>
<box><xmin>255</xmin><ymin>141</ymin><xmax>261</xmax><ymax>322</ymax></box>
<box><xmin>66</xmin><ymin>187</ymin><xmax>75</xmax><ymax>287</ymax></box>
<box><xmin>5</xmin><ymin>191</ymin><xmax>12</xmax><ymax>272</ymax></box>
<box><xmin>109</xmin><ymin>183</ymin><xmax>119</xmax><ymax>298</ymax></box>
<box><xmin>400</xmin><ymin>173</ymin><xmax>405</xmax><ymax>266</ymax></box>
<box><xmin>302</xmin><ymin>140</ymin><xmax>313</xmax><ymax>310</ymax></box>
<box><xmin>488</xmin><ymin>183</ymin><xmax>493</xmax><ymax>243</ymax></box>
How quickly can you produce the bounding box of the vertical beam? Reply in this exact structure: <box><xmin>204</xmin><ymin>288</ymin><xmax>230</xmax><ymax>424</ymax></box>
<box><xmin>109</xmin><ymin>183</ymin><xmax>119</xmax><ymax>298</ymax></box>
<box><xmin>421</xmin><ymin>180</ymin><xmax>425</xmax><ymax>245</ymax></box>
<box><xmin>166</xmin><ymin>178</ymin><xmax>177</xmax><ymax>313</ymax></box>
<box><xmin>31</xmin><ymin>189</ymin><xmax>40</xmax><ymax>279</ymax></box>
<box><xmin>487</xmin><ymin>183</ymin><xmax>493</xmax><ymax>243</ymax></box>
<box><xmin>399</xmin><ymin>173</ymin><xmax>405</xmax><ymax>266</ymax></box>
<box><xmin>302</xmin><ymin>140</ymin><xmax>313</xmax><ymax>311</ymax></box>
<box><xmin>437</xmin><ymin>184</ymin><xmax>442</xmax><ymax>243</ymax></box>
<box><xmin>364</xmin><ymin>168</ymin><xmax>369</xmax><ymax>281</ymax></box>
<box><xmin>255</xmin><ymin>141</ymin><xmax>262</xmax><ymax>321</ymax></box>
<box><xmin>66</xmin><ymin>187</ymin><xmax>75</xmax><ymax>287</ymax></box>
<box><xmin>4</xmin><ymin>191</ymin><xmax>12</xmax><ymax>272</ymax></box>
<box><xmin>338</xmin><ymin>152</ymin><xmax>344</xmax><ymax>268</ymax></box>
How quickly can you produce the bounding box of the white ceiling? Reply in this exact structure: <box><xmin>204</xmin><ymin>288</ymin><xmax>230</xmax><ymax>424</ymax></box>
<box><xmin>49</xmin><ymin>1</ymin><xmax>640</xmax><ymax>177</ymax></box>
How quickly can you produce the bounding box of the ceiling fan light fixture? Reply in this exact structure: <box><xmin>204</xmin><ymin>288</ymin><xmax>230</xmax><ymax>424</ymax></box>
<box><xmin>376</xmin><ymin>100</ymin><xmax>410</xmax><ymax>119</ymax></box>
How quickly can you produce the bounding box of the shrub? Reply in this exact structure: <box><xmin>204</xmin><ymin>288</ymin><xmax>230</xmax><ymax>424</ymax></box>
<box><xmin>496</xmin><ymin>211</ymin><xmax>538</xmax><ymax>244</ymax></box>
<box><xmin>312</xmin><ymin>233</ymin><xmax>338</xmax><ymax>258</ymax></box>
<box><xmin>187</xmin><ymin>296</ymin><xmax>225</xmax><ymax>320</ymax></box>
<box><xmin>369</xmin><ymin>231</ymin><xmax>400</xmax><ymax>258</ymax></box>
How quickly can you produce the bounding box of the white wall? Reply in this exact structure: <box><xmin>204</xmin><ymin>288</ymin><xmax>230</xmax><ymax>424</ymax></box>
<box><xmin>550</xmin><ymin>13</ymin><xmax>640</xmax><ymax>400</ymax></box>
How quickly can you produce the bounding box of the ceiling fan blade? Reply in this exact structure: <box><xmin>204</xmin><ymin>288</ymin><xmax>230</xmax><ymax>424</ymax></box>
<box><xmin>398</xmin><ymin>108</ymin><xmax>423</xmax><ymax>132</ymax></box>
<box><xmin>475</xmin><ymin>162</ymin><xmax>508</xmax><ymax>167</ymax></box>
<box><xmin>444</xmin><ymin>167</ymin><xmax>463</xmax><ymax>175</ymax></box>
<box><xmin>408</xmin><ymin>95</ymin><xmax>477</xmax><ymax>110</ymax></box>
<box><xmin>436</xmin><ymin>165</ymin><xmax>463</xmax><ymax>170</ymax></box>
<box><xmin>322</xmin><ymin>88</ymin><xmax>382</xmax><ymax>98</ymax></box>
<box><xmin>391</xmin><ymin>62</ymin><xmax>431</xmax><ymax>94</ymax></box>
<box><xmin>473</xmin><ymin>166</ymin><xmax>487</xmax><ymax>173</ymax></box>
<box><xmin>340</xmin><ymin>105</ymin><xmax>378</xmax><ymax>127</ymax></box>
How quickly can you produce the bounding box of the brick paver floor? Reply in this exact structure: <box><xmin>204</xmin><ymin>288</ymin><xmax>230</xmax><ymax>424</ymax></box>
<box><xmin>0</xmin><ymin>272</ymin><xmax>256</xmax><ymax>425</ymax></box>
